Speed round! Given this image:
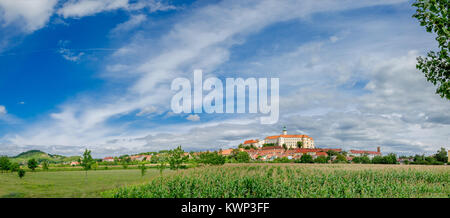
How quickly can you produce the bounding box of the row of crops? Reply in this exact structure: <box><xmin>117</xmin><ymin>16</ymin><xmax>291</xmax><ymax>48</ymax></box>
<box><xmin>103</xmin><ymin>164</ymin><xmax>449</xmax><ymax>198</ymax></box>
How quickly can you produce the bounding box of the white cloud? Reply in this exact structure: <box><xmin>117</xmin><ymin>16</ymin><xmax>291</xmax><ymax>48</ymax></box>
<box><xmin>136</xmin><ymin>106</ymin><xmax>157</xmax><ymax>116</ymax></box>
<box><xmin>58</xmin><ymin>0</ymin><xmax>176</xmax><ymax>18</ymax></box>
<box><xmin>0</xmin><ymin>105</ymin><xmax>6</xmax><ymax>114</ymax></box>
<box><xmin>0</xmin><ymin>0</ymin><xmax>58</xmax><ymax>32</ymax></box>
<box><xmin>58</xmin><ymin>0</ymin><xmax>129</xmax><ymax>18</ymax></box>
<box><xmin>111</xmin><ymin>14</ymin><xmax>147</xmax><ymax>34</ymax></box>
<box><xmin>186</xmin><ymin>114</ymin><xmax>200</xmax><ymax>122</ymax></box>
<box><xmin>58</xmin><ymin>40</ymin><xmax>84</xmax><ymax>62</ymax></box>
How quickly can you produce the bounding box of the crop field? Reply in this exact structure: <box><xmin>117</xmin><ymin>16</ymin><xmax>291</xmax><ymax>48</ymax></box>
<box><xmin>105</xmin><ymin>164</ymin><xmax>450</xmax><ymax>198</ymax></box>
<box><xmin>0</xmin><ymin>169</ymin><xmax>170</xmax><ymax>198</ymax></box>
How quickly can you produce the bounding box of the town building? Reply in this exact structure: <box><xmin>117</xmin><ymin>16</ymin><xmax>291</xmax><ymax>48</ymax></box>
<box><xmin>102</xmin><ymin>157</ymin><xmax>115</xmax><ymax>162</ymax></box>
<box><xmin>347</xmin><ymin>147</ymin><xmax>381</xmax><ymax>159</ymax></box>
<box><xmin>264</xmin><ymin>126</ymin><xmax>315</xmax><ymax>149</ymax></box>
<box><xmin>243</xmin><ymin>139</ymin><xmax>265</xmax><ymax>148</ymax></box>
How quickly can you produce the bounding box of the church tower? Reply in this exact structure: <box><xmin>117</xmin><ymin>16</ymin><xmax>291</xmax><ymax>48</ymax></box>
<box><xmin>282</xmin><ymin>126</ymin><xmax>287</xmax><ymax>135</ymax></box>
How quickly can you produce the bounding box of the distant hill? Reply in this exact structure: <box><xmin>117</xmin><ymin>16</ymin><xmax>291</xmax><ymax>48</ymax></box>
<box><xmin>10</xmin><ymin>150</ymin><xmax>80</xmax><ymax>164</ymax></box>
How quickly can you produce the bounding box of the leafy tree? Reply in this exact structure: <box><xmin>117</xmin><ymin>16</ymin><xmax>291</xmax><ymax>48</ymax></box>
<box><xmin>333</xmin><ymin>154</ymin><xmax>348</xmax><ymax>163</ymax></box>
<box><xmin>282</xmin><ymin>144</ymin><xmax>288</xmax><ymax>151</ymax></box>
<box><xmin>384</xmin><ymin>153</ymin><xmax>398</xmax><ymax>164</ymax></box>
<box><xmin>326</xmin><ymin>150</ymin><xmax>339</xmax><ymax>157</ymax></box>
<box><xmin>42</xmin><ymin>160</ymin><xmax>49</xmax><ymax>171</ymax></box>
<box><xmin>0</xmin><ymin>156</ymin><xmax>11</xmax><ymax>173</ymax></box>
<box><xmin>140</xmin><ymin>164</ymin><xmax>147</xmax><ymax>177</ymax></box>
<box><xmin>314</xmin><ymin>156</ymin><xmax>328</xmax><ymax>163</ymax></box>
<box><xmin>274</xmin><ymin>157</ymin><xmax>292</xmax><ymax>163</ymax></box>
<box><xmin>9</xmin><ymin>162</ymin><xmax>20</xmax><ymax>172</ymax></box>
<box><xmin>80</xmin><ymin>149</ymin><xmax>94</xmax><ymax>178</ymax></box>
<box><xmin>234</xmin><ymin>151</ymin><xmax>250</xmax><ymax>163</ymax></box>
<box><xmin>412</xmin><ymin>0</ymin><xmax>449</xmax><ymax>99</ymax></box>
<box><xmin>92</xmin><ymin>162</ymin><xmax>98</xmax><ymax>171</ymax></box>
<box><xmin>27</xmin><ymin>158</ymin><xmax>38</xmax><ymax>171</ymax></box>
<box><xmin>297</xmin><ymin>141</ymin><xmax>303</xmax><ymax>148</ymax></box>
<box><xmin>199</xmin><ymin>152</ymin><xmax>225</xmax><ymax>165</ymax></box>
<box><xmin>300</xmin><ymin>154</ymin><xmax>313</xmax><ymax>163</ymax></box>
<box><xmin>434</xmin><ymin>147</ymin><xmax>448</xmax><ymax>163</ymax></box>
<box><xmin>352</xmin><ymin>156</ymin><xmax>362</xmax><ymax>163</ymax></box>
<box><xmin>360</xmin><ymin>155</ymin><xmax>371</xmax><ymax>164</ymax></box>
<box><xmin>372</xmin><ymin>156</ymin><xmax>385</xmax><ymax>164</ymax></box>
<box><xmin>18</xmin><ymin>169</ymin><xmax>25</xmax><ymax>179</ymax></box>
<box><xmin>168</xmin><ymin>146</ymin><xmax>187</xmax><ymax>170</ymax></box>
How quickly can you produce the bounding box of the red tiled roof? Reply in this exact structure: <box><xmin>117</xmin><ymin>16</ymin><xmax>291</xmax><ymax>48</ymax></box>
<box><xmin>244</xmin><ymin>139</ymin><xmax>258</xmax><ymax>144</ymax></box>
<box><xmin>220</xmin><ymin>149</ymin><xmax>233</xmax><ymax>155</ymax></box>
<box><xmin>349</xmin><ymin>150</ymin><xmax>381</xmax><ymax>155</ymax></box>
<box><xmin>261</xmin><ymin>146</ymin><xmax>283</xmax><ymax>150</ymax></box>
<box><xmin>265</xmin><ymin>134</ymin><xmax>313</xmax><ymax>140</ymax></box>
<box><xmin>103</xmin><ymin>157</ymin><xmax>114</xmax><ymax>160</ymax></box>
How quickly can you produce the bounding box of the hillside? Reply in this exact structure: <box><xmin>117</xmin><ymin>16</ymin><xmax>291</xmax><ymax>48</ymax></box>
<box><xmin>10</xmin><ymin>150</ymin><xmax>80</xmax><ymax>164</ymax></box>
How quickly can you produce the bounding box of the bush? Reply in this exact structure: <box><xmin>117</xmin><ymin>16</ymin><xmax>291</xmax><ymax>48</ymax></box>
<box><xmin>300</xmin><ymin>154</ymin><xmax>313</xmax><ymax>163</ymax></box>
<box><xmin>314</xmin><ymin>156</ymin><xmax>328</xmax><ymax>163</ymax></box>
<box><xmin>0</xmin><ymin>156</ymin><xmax>11</xmax><ymax>172</ymax></box>
<box><xmin>199</xmin><ymin>152</ymin><xmax>225</xmax><ymax>165</ymax></box>
<box><xmin>27</xmin><ymin>158</ymin><xmax>38</xmax><ymax>171</ymax></box>
<box><xmin>18</xmin><ymin>169</ymin><xmax>25</xmax><ymax>178</ymax></box>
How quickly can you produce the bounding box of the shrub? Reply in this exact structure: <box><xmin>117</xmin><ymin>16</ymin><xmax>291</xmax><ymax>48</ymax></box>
<box><xmin>18</xmin><ymin>169</ymin><xmax>25</xmax><ymax>178</ymax></box>
<box><xmin>300</xmin><ymin>154</ymin><xmax>313</xmax><ymax>163</ymax></box>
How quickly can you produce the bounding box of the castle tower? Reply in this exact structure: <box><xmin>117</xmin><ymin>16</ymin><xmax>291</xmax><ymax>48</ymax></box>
<box><xmin>282</xmin><ymin>126</ymin><xmax>287</xmax><ymax>135</ymax></box>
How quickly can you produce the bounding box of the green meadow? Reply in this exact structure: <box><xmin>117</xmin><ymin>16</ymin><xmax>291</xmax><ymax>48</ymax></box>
<box><xmin>0</xmin><ymin>169</ymin><xmax>169</xmax><ymax>198</ymax></box>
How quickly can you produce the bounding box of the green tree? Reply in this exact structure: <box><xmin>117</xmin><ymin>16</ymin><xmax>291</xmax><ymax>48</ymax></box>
<box><xmin>333</xmin><ymin>154</ymin><xmax>348</xmax><ymax>163</ymax></box>
<box><xmin>314</xmin><ymin>156</ymin><xmax>328</xmax><ymax>163</ymax></box>
<box><xmin>282</xmin><ymin>143</ymin><xmax>288</xmax><ymax>151</ymax></box>
<box><xmin>412</xmin><ymin>0</ymin><xmax>449</xmax><ymax>99</ymax></box>
<box><xmin>27</xmin><ymin>158</ymin><xmax>38</xmax><ymax>171</ymax></box>
<box><xmin>352</xmin><ymin>156</ymin><xmax>362</xmax><ymax>163</ymax></box>
<box><xmin>297</xmin><ymin>141</ymin><xmax>303</xmax><ymax>148</ymax></box>
<box><xmin>42</xmin><ymin>160</ymin><xmax>49</xmax><ymax>171</ymax></box>
<box><xmin>235</xmin><ymin>151</ymin><xmax>250</xmax><ymax>163</ymax></box>
<box><xmin>0</xmin><ymin>156</ymin><xmax>11</xmax><ymax>173</ymax></box>
<box><xmin>168</xmin><ymin>146</ymin><xmax>187</xmax><ymax>170</ymax></box>
<box><xmin>383</xmin><ymin>153</ymin><xmax>398</xmax><ymax>164</ymax></box>
<box><xmin>300</xmin><ymin>154</ymin><xmax>313</xmax><ymax>163</ymax></box>
<box><xmin>360</xmin><ymin>155</ymin><xmax>371</xmax><ymax>164</ymax></box>
<box><xmin>80</xmin><ymin>149</ymin><xmax>94</xmax><ymax>179</ymax></box>
<box><xmin>140</xmin><ymin>163</ymin><xmax>147</xmax><ymax>177</ymax></box>
<box><xmin>18</xmin><ymin>169</ymin><xmax>25</xmax><ymax>179</ymax></box>
<box><xmin>9</xmin><ymin>162</ymin><xmax>20</xmax><ymax>172</ymax></box>
<box><xmin>199</xmin><ymin>152</ymin><xmax>225</xmax><ymax>165</ymax></box>
<box><xmin>434</xmin><ymin>147</ymin><xmax>448</xmax><ymax>163</ymax></box>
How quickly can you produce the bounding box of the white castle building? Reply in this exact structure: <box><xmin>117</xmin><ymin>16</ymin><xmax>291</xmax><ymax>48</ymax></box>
<box><xmin>243</xmin><ymin>126</ymin><xmax>315</xmax><ymax>149</ymax></box>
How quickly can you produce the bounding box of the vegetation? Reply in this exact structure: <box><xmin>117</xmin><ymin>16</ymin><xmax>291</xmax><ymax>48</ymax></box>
<box><xmin>412</xmin><ymin>0</ymin><xmax>449</xmax><ymax>100</ymax></box>
<box><xmin>299</xmin><ymin>154</ymin><xmax>313</xmax><ymax>163</ymax></box>
<box><xmin>0</xmin><ymin>169</ymin><xmax>169</xmax><ymax>198</ymax></box>
<box><xmin>80</xmin><ymin>149</ymin><xmax>94</xmax><ymax>178</ymax></box>
<box><xmin>228</xmin><ymin>150</ymin><xmax>251</xmax><ymax>163</ymax></box>
<box><xmin>27</xmin><ymin>159</ymin><xmax>38</xmax><ymax>171</ymax></box>
<box><xmin>17</xmin><ymin>169</ymin><xmax>25</xmax><ymax>179</ymax></box>
<box><xmin>0</xmin><ymin>156</ymin><xmax>10</xmax><ymax>172</ymax></box>
<box><xmin>167</xmin><ymin>146</ymin><xmax>187</xmax><ymax>170</ymax></box>
<box><xmin>198</xmin><ymin>151</ymin><xmax>225</xmax><ymax>165</ymax></box>
<box><xmin>105</xmin><ymin>164</ymin><xmax>450</xmax><ymax>198</ymax></box>
<box><xmin>140</xmin><ymin>164</ymin><xmax>147</xmax><ymax>177</ymax></box>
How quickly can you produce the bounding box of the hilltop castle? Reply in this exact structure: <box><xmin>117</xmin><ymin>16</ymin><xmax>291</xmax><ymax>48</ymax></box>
<box><xmin>243</xmin><ymin>126</ymin><xmax>315</xmax><ymax>149</ymax></box>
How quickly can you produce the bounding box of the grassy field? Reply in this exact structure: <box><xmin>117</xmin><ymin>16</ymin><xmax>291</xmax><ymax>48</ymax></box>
<box><xmin>104</xmin><ymin>164</ymin><xmax>450</xmax><ymax>198</ymax></box>
<box><xmin>0</xmin><ymin>169</ymin><xmax>170</xmax><ymax>198</ymax></box>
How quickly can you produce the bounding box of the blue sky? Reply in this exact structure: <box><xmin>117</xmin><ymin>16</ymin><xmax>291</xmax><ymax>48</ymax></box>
<box><xmin>0</xmin><ymin>0</ymin><xmax>448</xmax><ymax>157</ymax></box>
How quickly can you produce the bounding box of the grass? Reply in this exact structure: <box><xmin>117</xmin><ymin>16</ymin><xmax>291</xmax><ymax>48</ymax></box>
<box><xmin>104</xmin><ymin>164</ymin><xmax>450</xmax><ymax>198</ymax></box>
<box><xmin>0</xmin><ymin>169</ymin><xmax>170</xmax><ymax>198</ymax></box>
